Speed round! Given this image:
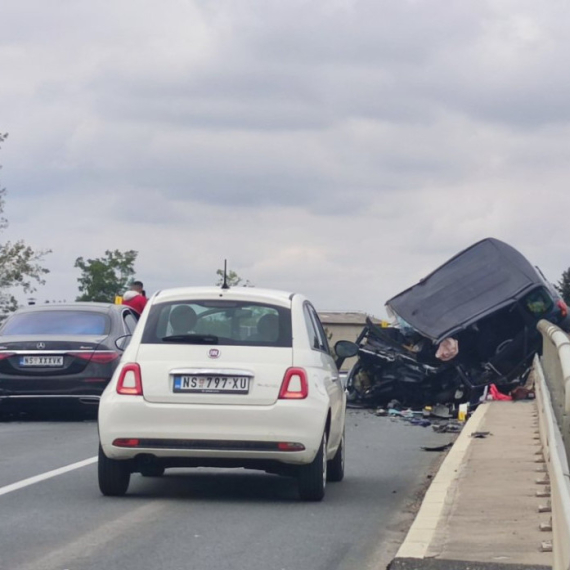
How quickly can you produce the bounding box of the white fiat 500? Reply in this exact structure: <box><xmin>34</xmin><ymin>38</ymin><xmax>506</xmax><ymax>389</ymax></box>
<box><xmin>98</xmin><ymin>287</ymin><xmax>350</xmax><ymax>501</ymax></box>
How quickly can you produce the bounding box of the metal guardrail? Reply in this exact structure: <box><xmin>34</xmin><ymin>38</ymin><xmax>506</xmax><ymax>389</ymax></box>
<box><xmin>535</xmin><ymin>319</ymin><xmax>570</xmax><ymax>570</ymax></box>
<box><xmin>538</xmin><ymin>320</ymin><xmax>570</xmax><ymax>459</ymax></box>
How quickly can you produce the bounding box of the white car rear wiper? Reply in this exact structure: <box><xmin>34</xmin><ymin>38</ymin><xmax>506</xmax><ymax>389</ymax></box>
<box><xmin>161</xmin><ymin>334</ymin><xmax>219</xmax><ymax>344</ymax></box>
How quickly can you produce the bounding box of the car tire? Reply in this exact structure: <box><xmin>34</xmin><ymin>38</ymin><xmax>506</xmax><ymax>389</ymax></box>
<box><xmin>140</xmin><ymin>466</ymin><xmax>165</xmax><ymax>478</ymax></box>
<box><xmin>327</xmin><ymin>430</ymin><xmax>345</xmax><ymax>482</ymax></box>
<box><xmin>98</xmin><ymin>445</ymin><xmax>131</xmax><ymax>496</ymax></box>
<box><xmin>298</xmin><ymin>432</ymin><xmax>327</xmax><ymax>501</ymax></box>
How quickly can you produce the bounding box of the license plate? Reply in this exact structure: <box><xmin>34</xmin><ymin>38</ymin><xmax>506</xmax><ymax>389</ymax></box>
<box><xmin>173</xmin><ymin>375</ymin><xmax>250</xmax><ymax>394</ymax></box>
<box><xmin>20</xmin><ymin>356</ymin><xmax>64</xmax><ymax>367</ymax></box>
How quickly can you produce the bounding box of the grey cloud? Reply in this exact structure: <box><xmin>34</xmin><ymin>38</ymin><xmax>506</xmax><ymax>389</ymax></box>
<box><xmin>220</xmin><ymin>0</ymin><xmax>483</xmax><ymax>67</ymax></box>
<box><xmin>4</xmin><ymin>0</ymin><xmax>570</xmax><ymax>314</ymax></box>
<box><xmin>6</xmin><ymin>0</ymin><xmax>570</xmax><ymax>135</ymax></box>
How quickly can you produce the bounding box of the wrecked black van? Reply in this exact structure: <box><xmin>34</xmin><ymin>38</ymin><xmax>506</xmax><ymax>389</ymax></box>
<box><xmin>345</xmin><ymin>238</ymin><xmax>570</xmax><ymax>408</ymax></box>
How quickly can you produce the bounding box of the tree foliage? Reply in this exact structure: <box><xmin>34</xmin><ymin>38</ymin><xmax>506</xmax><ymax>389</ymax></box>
<box><xmin>556</xmin><ymin>267</ymin><xmax>570</xmax><ymax>305</ymax></box>
<box><xmin>75</xmin><ymin>249</ymin><xmax>138</xmax><ymax>302</ymax></box>
<box><xmin>215</xmin><ymin>268</ymin><xmax>253</xmax><ymax>287</ymax></box>
<box><xmin>0</xmin><ymin>132</ymin><xmax>50</xmax><ymax>317</ymax></box>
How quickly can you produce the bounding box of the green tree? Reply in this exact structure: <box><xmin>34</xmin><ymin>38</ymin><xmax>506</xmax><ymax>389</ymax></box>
<box><xmin>75</xmin><ymin>249</ymin><xmax>138</xmax><ymax>302</ymax></box>
<box><xmin>215</xmin><ymin>268</ymin><xmax>253</xmax><ymax>287</ymax></box>
<box><xmin>0</xmin><ymin>132</ymin><xmax>50</xmax><ymax>318</ymax></box>
<box><xmin>556</xmin><ymin>268</ymin><xmax>570</xmax><ymax>305</ymax></box>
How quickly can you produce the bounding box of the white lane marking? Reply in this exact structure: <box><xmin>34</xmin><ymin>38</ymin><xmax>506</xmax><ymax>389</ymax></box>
<box><xmin>0</xmin><ymin>456</ymin><xmax>98</xmax><ymax>497</ymax></box>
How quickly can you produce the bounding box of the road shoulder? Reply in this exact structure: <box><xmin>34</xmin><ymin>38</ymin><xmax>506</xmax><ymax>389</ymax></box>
<box><xmin>391</xmin><ymin>400</ymin><xmax>552</xmax><ymax>569</ymax></box>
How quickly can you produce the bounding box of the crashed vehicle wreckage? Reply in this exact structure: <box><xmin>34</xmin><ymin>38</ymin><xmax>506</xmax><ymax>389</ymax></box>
<box><xmin>340</xmin><ymin>238</ymin><xmax>570</xmax><ymax>409</ymax></box>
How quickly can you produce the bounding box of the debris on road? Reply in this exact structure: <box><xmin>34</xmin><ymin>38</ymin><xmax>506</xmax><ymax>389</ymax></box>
<box><xmin>405</xmin><ymin>418</ymin><xmax>432</xmax><ymax>427</ymax></box>
<box><xmin>470</xmin><ymin>431</ymin><xmax>492</xmax><ymax>439</ymax></box>
<box><xmin>510</xmin><ymin>385</ymin><xmax>535</xmax><ymax>400</ymax></box>
<box><xmin>489</xmin><ymin>384</ymin><xmax>512</xmax><ymax>401</ymax></box>
<box><xmin>421</xmin><ymin>442</ymin><xmax>454</xmax><ymax>452</ymax></box>
<box><xmin>432</xmin><ymin>421</ymin><xmax>463</xmax><ymax>434</ymax></box>
<box><xmin>343</xmin><ymin>238</ymin><xmax>570</xmax><ymax>409</ymax></box>
<box><xmin>429</xmin><ymin>404</ymin><xmax>453</xmax><ymax>419</ymax></box>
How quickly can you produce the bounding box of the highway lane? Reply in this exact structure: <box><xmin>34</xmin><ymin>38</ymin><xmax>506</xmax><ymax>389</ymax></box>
<box><xmin>0</xmin><ymin>414</ymin><xmax>97</xmax><ymax>489</ymax></box>
<box><xmin>0</xmin><ymin>410</ymin><xmax>451</xmax><ymax>570</ymax></box>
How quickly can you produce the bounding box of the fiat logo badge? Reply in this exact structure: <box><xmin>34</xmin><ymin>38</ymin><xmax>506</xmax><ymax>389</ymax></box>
<box><xmin>208</xmin><ymin>348</ymin><xmax>220</xmax><ymax>359</ymax></box>
<box><xmin>37</xmin><ymin>342</ymin><xmax>46</xmax><ymax>349</ymax></box>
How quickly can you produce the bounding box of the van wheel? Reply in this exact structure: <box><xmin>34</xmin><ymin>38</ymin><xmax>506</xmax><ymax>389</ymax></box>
<box><xmin>298</xmin><ymin>432</ymin><xmax>327</xmax><ymax>501</ymax></box>
<box><xmin>327</xmin><ymin>430</ymin><xmax>345</xmax><ymax>482</ymax></box>
<box><xmin>98</xmin><ymin>445</ymin><xmax>131</xmax><ymax>496</ymax></box>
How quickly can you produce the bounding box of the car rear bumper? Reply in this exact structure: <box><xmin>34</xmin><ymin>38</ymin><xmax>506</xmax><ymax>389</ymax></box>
<box><xmin>0</xmin><ymin>394</ymin><xmax>100</xmax><ymax>403</ymax></box>
<box><xmin>98</xmin><ymin>395</ymin><xmax>329</xmax><ymax>465</ymax></box>
<box><xmin>0</xmin><ymin>377</ymin><xmax>110</xmax><ymax>397</ymax></box>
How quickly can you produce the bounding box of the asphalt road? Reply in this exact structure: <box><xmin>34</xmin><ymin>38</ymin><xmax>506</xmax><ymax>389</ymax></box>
<box><xmin>0</xmin><ymin>410</ymin><xmax>452</xmax><ymax>570</ymax></box>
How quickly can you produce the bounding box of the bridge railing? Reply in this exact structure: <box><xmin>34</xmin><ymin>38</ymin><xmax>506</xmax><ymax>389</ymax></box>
<box><xmin>535</xmin><ymin>319</ymin><xmax>570</xmax><ymax>570</ymax></box>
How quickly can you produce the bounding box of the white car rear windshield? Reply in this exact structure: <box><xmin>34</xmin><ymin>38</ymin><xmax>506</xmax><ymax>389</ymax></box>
<box><xmin>1</xmin><ymin>311</ymin><xmax>110</xmax><ymax>335</ymax></box>
<box><xmin>141</xmin><ymin>300</ymin><xmax>292</xmax><ymax>347</ymax></box>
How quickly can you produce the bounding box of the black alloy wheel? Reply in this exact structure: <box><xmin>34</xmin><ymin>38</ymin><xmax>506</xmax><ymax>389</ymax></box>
<box><xmin>98</xmin><ymin>445</ymin><xmax>131</xmax><ymax>496</ymax></box>
<box><xmin>327</xmin><ymin>429</ymin><xmax>345</xmax><ymax>482</ymax></box>
<box><xmin>297</xmin><ymin>432</ymin><xmax>327</xmax><ymax>501</ymax></box>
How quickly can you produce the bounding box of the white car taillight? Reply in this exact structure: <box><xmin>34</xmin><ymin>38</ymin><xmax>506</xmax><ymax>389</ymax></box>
<box><xmin>117</xmin><ymin>363</ymin><xmax>143</xmax><ymax>396</ymax></box>
<box><xmin>278</xmin><ymin>367</ymin><xmax>308</xmax><ymax>399</ymax></box>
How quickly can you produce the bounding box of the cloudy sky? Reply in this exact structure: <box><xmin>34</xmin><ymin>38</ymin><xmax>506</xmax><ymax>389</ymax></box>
<box><xmin>1</xmin><ymin>0</ymin><xmax>570</xmax><ymax>317</ymax></box>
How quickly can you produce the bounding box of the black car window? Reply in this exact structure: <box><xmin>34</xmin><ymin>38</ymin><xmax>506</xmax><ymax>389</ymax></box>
<box><xmin>123</xmin><ymin>311</ymin><xmax>139</xmax><ymax>334</ymax></box>
<box><xmin>141</xmin><ymin>300</ymin><xmax>292</xmax><ymax>347</ymax></box>
<box><xmin>1</xmin><ymin>311</ymin><xmax>110</xmax><ymax>335</ymax></box>
<box><xmin>304</xmin><ymin>303</ymin><xmax>330</xmax><ymax>353</ymax></box>
<box><xmin>308</xmin><ymin>305</ymin><xmax>331</xmax><ymax>354</ymax></box>
<box><xmin>303</xmin><ymin>304</ymin><xmax>320</xmax><ymax>350</ymax></box>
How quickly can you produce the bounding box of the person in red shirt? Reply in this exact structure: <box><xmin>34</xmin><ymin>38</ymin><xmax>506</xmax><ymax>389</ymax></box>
<box><xmin>122</xmin><ymin>281</ymin><xmax>148</xmax><ymax>315</ymax></box>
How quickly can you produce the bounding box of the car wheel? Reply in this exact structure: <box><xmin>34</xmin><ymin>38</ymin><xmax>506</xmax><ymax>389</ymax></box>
<box><xmin>140</xmin><ymin>466</ymin><xmax>165</xmax><ymax>478</ymax></box>
<box><xmin>327</xmin><ymin>430</ymin><xmax>345</xmax><ymax>482</ymax></box>
<box><xmin>298</xmin><ymin>432</ymin><xmax>327</xmax><ymax>501</ymax></box>
<box><xmin>98</xmin><ymin>445</ymin><xmax>131</xmax><ymax>496</ymax></box>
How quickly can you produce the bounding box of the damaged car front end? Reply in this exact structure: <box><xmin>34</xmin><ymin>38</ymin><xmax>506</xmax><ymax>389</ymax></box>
<box><xmin>346</xmin><ymin>238</ymin><xmax>570</xmax><ymax>408</ymax></box>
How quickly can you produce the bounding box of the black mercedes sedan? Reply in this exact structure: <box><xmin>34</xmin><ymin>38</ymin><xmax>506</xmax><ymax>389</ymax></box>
<box><xmin>0</xmin><ymin>303</ymin><xmax>139</xmax><ymax>413</ymax></box>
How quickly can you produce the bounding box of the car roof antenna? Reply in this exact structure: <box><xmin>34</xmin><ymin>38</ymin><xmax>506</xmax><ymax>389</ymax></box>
<box><xmin>221</xmin><ymin>259</ymin><xmax>230</xmax><ymax>290</ymax></box>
